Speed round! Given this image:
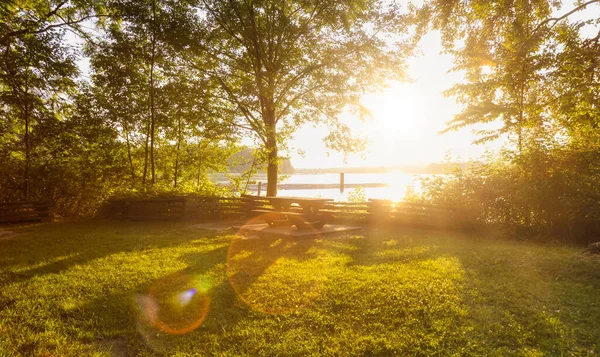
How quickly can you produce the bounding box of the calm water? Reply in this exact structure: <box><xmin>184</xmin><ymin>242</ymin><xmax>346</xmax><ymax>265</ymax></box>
<box><xmin>215</xmin><ymin>171</ymin><xmax>433</xmax><ymax>201</ymax></box>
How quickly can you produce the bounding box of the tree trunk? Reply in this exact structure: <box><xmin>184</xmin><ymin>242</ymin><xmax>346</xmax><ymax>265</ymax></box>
<box><xmin>23</xmin><ymin>92</ymin><xmax>30</xmax><ymax>200</ymax></box>
<box><xmin>23</xmin><ymin>61</ymin><xmax>30</xmax><ymax>199</ymax></box>
<box><xmin>265</xmin><ymin>122</ymin><xmax>278</xmax><ymax>197</ymax></box>
<box><xmin>142</xmin><ymin>120</ymin><xmax>150</xmax><ymax>185</ymax></box>
<box><xmin>174</xmin><ymin>110</ymin><xmax>182</xmax><ymax>188</ymax></box>
<box><xmin>125</xmin><ymin>129</ymin><xmax>136</xmax><ymax>184</ymax></box>
<box><xmin>196</xmin><ymin>140</ymin><xmax>207</xmax><ymax>187</ymax></box>
<box><xmin>149</xmin><ymin>0</ymin><xmax>157</xmax><ymax>185</ymax></box>
<box><xmin>518</xmin><ymin>126</ymin><xmax>523</xmax><ymax>154</ymax></box>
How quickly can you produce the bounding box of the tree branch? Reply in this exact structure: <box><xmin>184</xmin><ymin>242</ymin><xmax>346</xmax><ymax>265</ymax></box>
<box><xmin>1</xmin><ymin>14</ymin><xmax>110</xmax><ymax>44</ymax></box>
<box><xmin>276</xmin><ymin>83</ymin><xmax>328</xmax><ymax>123</ymax></box>
<box><xmin>535</xmin><ymin>0</ymin><xmax>600</xmax><ymax>33</ymax></box>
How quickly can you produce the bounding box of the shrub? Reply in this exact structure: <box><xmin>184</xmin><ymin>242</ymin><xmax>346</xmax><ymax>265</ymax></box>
<box><xmin>416</xmin><ymin>147</ymin><xmax>600</xmax><ymax>244</ymax></box>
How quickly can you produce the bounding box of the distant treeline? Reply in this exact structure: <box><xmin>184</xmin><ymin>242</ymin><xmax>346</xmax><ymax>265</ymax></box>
<box><xmin>228</xmin><ymin>148</ymin><xmax>295</xmax><ymax>174</ymax></box>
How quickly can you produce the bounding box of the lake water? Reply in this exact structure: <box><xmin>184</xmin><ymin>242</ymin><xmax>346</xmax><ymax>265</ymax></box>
<box><xmin>215</xmin><ymin>171</ymin><xmax>433</xmax><ymax>201</ymax></box>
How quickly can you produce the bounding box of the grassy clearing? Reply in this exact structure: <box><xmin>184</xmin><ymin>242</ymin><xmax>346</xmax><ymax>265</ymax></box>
<box><xmin>0</xmin><ymin>220</ymin><xmax>599</xmax><ymax>356</ymax></box>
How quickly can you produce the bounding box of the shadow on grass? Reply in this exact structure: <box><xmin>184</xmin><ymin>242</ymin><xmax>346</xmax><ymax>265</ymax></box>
<box><xmin>325</xmin><ymin>229</ymin><xmax>443</xmax><ymax>268</ymax></box>
<box><xmin>61</xmin><ymin>246</ymin><xmax>232</xmax><ymax>355</ymax></box>
<box><xmin>0</xmin><ymin>220</ymin><xmax>224</xmax><ymax>287</ymax></box>
<box><xmin>454</xmin><ymin>243</ymin><xmax>600</xmax><ymax>355</ymax></box>
<box><xmin>323</xmin><ymin>227</ymin><xmax>600</xmax><ymax>354</ymax></box>
<box><xmin>225</xmin><ymin>236</ymin><xmax>320</xmax><ymax>292</ymax></box>
<box><xmin>63</xmin><ymin>236</ymin><xmax>323</xmax><ymax>355</ymax></box>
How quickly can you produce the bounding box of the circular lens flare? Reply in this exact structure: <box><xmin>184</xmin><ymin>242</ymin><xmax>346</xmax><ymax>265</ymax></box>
<box><xmin>136</xmin><ymin>270</ymin><xmax>211</xmax><ymax>343</ymax></box>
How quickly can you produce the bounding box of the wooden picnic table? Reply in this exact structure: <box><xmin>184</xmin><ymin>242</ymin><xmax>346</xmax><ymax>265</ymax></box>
<box><xmin>252</xmin><ymin>196</ymin><xmax>334</xmax><ymax>230</ymax></box>
<box><xmin>268</xmin><ymin>196</ymin><xmax>333</xmax><ymax>213</ymax></box>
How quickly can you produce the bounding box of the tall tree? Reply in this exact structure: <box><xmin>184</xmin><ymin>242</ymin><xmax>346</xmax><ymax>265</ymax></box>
<box><xmin>416</xmin><ymin>0</ymin><xmax>600</xmax><ymax>153</ymax></box>
<box><xmin>90</xmin><ymin>0</ymin><xmax>238</xmax><ymax>190</ymax></box>
<box><xmin>91</xmin><ymin>0</ymin><xmax>170</xmax><ymax>186</ymax></box>
<box><xmin>90</xmin><ymin>26</ymin><xmax>151</xmax><ymax>186</ymax></box>
<box><xmin>0</xmin><ymin>29</ymin><xmax>77</xmax><ymax>199</ymax></box>
<box><xmin>160</xmin><ymin>64</ymin><xmax>236</xmax><ymax>189</ymax></box>
<box><xmin>551</xmin><ymin>19</ymin><xmax>600</xmax><ymax>146</ymax></box>
<box><xmin>186</xmin><ymin>0</ymin><xmax>411</xmax><ymax>196</ymax></box>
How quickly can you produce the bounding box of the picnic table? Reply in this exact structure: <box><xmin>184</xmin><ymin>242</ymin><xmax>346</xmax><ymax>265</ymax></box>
<box><xmin>252</xmin><ymin>196</ymin><xmax>334</xmax><ymax>230</ymax></box>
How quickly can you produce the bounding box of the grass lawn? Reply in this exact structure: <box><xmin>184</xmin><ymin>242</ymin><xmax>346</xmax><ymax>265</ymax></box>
<box><xmin>1</xmin><ymin>220</ymin><xmax>599</xmax><ymax>356</ymax></box>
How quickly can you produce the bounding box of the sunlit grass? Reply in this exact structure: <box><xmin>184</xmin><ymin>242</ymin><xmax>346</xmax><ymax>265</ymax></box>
<box><xmin>0</xmin><ymin>221</ymin><xmax>598</xmax><ymax>356</ymax></box>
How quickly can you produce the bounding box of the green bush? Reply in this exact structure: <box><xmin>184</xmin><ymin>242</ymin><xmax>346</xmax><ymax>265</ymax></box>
<box><xmin>417</xmin><ymin>147</ymin><xmax>600</xmax><ymax>244</ymax></box>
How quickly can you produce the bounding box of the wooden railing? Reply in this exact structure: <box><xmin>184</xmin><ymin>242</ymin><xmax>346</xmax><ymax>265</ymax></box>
<box><xmin>102</xmin><ymin>196</ymin><xmax>273</xmax><ymax>221</ymax></box>
<box><xmin>0</xmin><ymin>201</ymin><xmax>51</xmax><ymax>223</ymax></box>
<box><xmin>102</xmin><ymin>197</ymin><xmax>187</xmax><ymax>221</ymax></box>
<box><xmin>102</xmin><ymin>196</ymin><xmax>476</xmax><ymax>229</ymax></box>
<box><xmin>365</xmin><ymin>199</ymin><xmax>475</xmax><ymax>228</ymax></box>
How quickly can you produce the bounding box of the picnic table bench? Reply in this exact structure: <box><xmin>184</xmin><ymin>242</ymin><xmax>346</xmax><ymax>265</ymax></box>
<box><xmin>252</xmin><ymin>196</ymin><xmax>333</xmax><ymax>230</ymax></box>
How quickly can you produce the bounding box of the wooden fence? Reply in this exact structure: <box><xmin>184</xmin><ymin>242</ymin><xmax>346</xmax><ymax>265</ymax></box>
<box><xmin>102</xmin><ymin>196</ymin><xmax>475</xmax><ymax>229</ymax></box>
<box><xmin>0</xmin><ymin>201</ymin><xmax>51</xmax><ymax>223</ymax></box>
<box><xmin>102</xmin><ymin>196</ymin><xmax>263</xmax><ymax>221</ymax></box>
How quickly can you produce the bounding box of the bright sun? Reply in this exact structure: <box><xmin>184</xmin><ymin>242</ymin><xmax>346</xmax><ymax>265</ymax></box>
<box><xmin>289</xmin><ymin>31</ymin><xmax>503</xmax><ymax>169</ymax></box>
<box><xmin>289</xmin><ymin>81</ymin><xmax>451</xmax><ymax>168</ymax></box>
<box><xmin>362</xmin><ymin>83</ymin><xmax>427</xmax><ymax>143</ymax></box>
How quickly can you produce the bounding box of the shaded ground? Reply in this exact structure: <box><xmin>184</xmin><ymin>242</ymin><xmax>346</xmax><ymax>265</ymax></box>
<box><xmin>0</xmin><ymin>220</ymin><xmax>599</xmax><ymax>356</ymax></box>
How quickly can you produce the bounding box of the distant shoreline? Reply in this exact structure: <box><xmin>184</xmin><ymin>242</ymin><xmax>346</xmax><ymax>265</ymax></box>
<box><xmin>243</xmin><ymin>182</ymin><xmax>389</xmax><ymax>190</ymax></box>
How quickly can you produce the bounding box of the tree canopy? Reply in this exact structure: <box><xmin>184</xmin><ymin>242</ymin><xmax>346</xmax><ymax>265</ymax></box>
<box><xmin>182</xmin><ymin>0</ymin><xmax>412</xmax><ymax>195</ymax></box>
<box><xmin>415</xmin><ymin>0</ymin><xmax>600</xmax><ymax>153</ymax></box>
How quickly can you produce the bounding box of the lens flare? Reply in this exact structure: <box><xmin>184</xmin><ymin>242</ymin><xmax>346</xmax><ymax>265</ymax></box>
<box><xmin>227</xmin><ymin>214</ymin><xmax>328</xmax><ymax>314</ymax></box>
<box><xmin>136</xmin><ymin>270</ymin><xmax>211</xmax><ymax>349</ymax></box>
<box><xmin>178</xmin><ymin>288</ymin><xmax>197</xmax><ymax>306</ymax></box>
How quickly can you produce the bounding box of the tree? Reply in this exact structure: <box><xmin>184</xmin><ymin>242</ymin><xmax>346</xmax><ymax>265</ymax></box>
<box><xmin>90</xmin><ymin>0</ymin><xmax>175</xmax><ymax>186</ymax></box>
<box><xmin>89</xmin><ymin>0</ymin><xmax>238</xmax><ymax>191</ymax></box>
<box><xmin>551</xmin><ymin>19</ymin><xmax>600</xmax><ymax>146</ymax></box>
<box><xmin>0</xmin><ymin>28</ymin><xmax>78</xmax><ymax>199</ymax></box>
<box><xmin>186</xmin><ymin>0</ymin><xmax>412</xmax><ymax>196</ymax></box>
<box><xmin>409</xmin><ymin>0</ymin><xmax>600</xmax><ymax>241</ymax></box>
<box><xmin>40</xmin><ymin>83</ymin><xmax>131</xmax><ymax>215</ymax></box>
<box><xmin>415</xmin><ymin>0</ymin><xmax>600</xmax><ymax>154</ymax></box>
<box><xmin>90</xmin><ymin>27</ymin><xmax>150</xmax><ymax>186</ymax></box>
<box><xmin>160</xmin><ymin>65</ymin><xmax>237</xmax><ymax>189</ymax></box>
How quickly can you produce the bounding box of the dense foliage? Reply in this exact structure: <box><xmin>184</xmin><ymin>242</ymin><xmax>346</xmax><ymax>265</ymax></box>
<box><xmin>398</xmin><ymin>0</ymin><xmax>600</xmax><ymax>243</ymax></box>
<box><xmin>415</xmin><ymin>147</ymin><xmax>600</xmax><ymax>244</ymax></box>
<box><xmin>0</xmin><ymin>0</ymin><xmax>412</xmax><ymax>214</ymax></box>
<box><xmin>1</xmin><ymin>0</ymin><xmax>600</xmax><ymax>239</ymax></box>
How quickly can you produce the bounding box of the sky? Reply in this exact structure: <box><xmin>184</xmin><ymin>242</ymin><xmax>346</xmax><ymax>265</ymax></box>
<box><xmin>287</xmin><ymin>31</ymin><xmax>505</xmax><ymax>169</ymax></box>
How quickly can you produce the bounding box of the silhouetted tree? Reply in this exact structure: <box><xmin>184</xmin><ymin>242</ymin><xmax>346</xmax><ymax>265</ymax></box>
<box><xmin>185</xmin><ymin>0</ymin><xmax>413</xmax><ymax>195</ymax></box>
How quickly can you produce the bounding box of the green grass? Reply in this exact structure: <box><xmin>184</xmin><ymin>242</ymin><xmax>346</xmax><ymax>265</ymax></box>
<box><xmin>0</xmin><ymin>220</ymin><xmax>599</xmax><ymax>356</ymax></box>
